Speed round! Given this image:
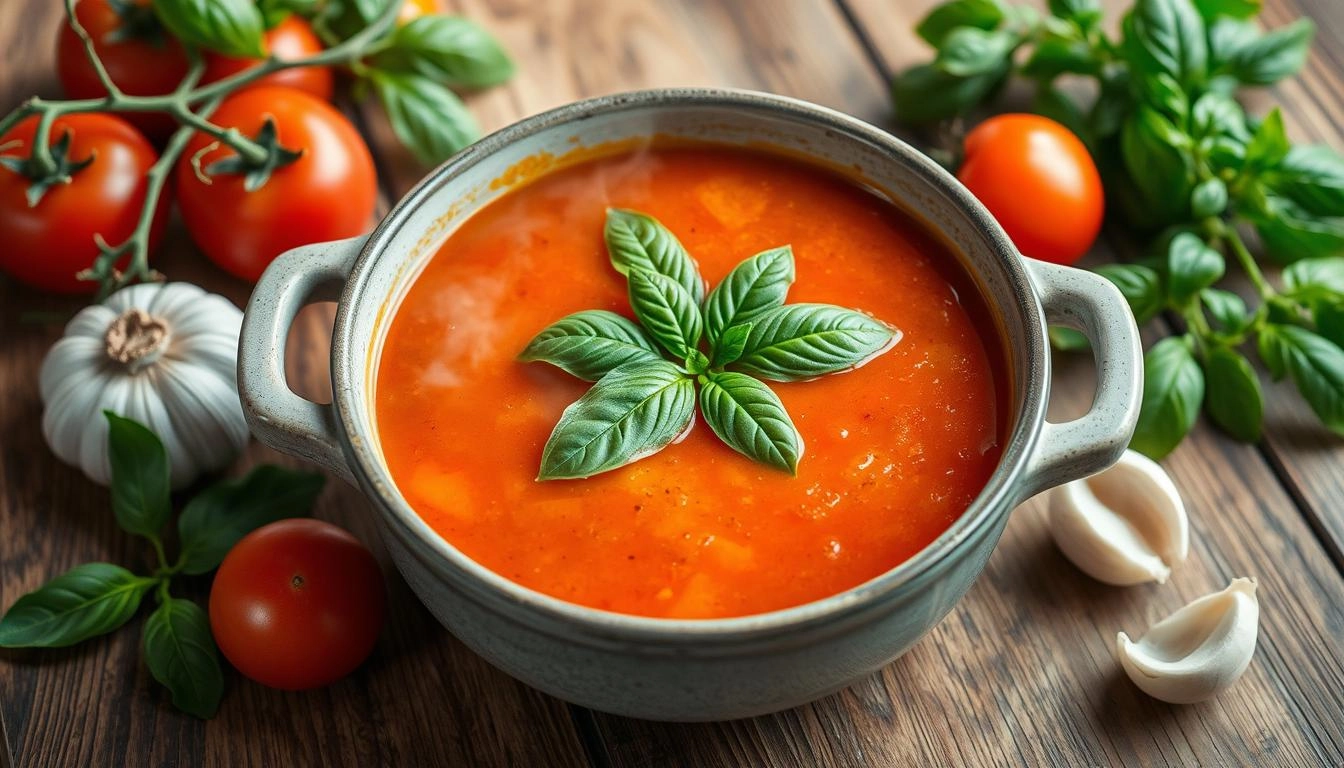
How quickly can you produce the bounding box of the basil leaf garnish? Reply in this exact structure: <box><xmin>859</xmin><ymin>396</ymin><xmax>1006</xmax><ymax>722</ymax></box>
<box><xmin>605</xmin><ymin>209</ymin><xmax>705</xmax><ymax>303</ymax></box>
<box><xmin>519</xmin><ymin>310</ymin><xmax>663</xmax><ymax>381</ymax></box>
<box><xmin>1204</xmin><ymin>346</ymin><xmax>1263</xmax><ymax>443</ymax></box>
<box><xmin>712</xmin><ymin>323</ymin><xmax>753</xmax><ymax>368</ymax></box>
<box><xmin>143</xmin><ymin>598</ymin><xmax>224</xmax><ymax>720</ymax></box>
<box><xmin>151</xmin><ymin>0</ymin><xmax>266</xmax><ymax>58</ymax></box>
<box><xmin>703</xmin><ymin>245</ymin><xmax>794</xmax><ymax>344</ymax></box>
<box><xmin>177</xmin><ymin>466</ymin><xmax>325</xmax><ymax>575</ymax></box>
<box><xmin>1131</xmin><ymin>336</ymin><xmax>1204</xmax><ymax>460</ymax></box>
<box><xmin>699</xmin><ymin>372</ymin><xmax>802</xmax><ymax>474</ymax></box>
<box><xmin>538</xmin><ymin>361</ymin><xmax>696</xmax><ymax>480</ymax></box>
<box><xmin>732</xmin><ymin>304</ymin><xmax>900</xmax><ymax>382</ymax></box>
<box><xmin>628</xmin><ymin>270</ymin><xmax>703</xmax><ymax>359</ymax></box>
<box><xmin>375</xmin><ymin>15</ymin><xmax>515</xmax><ymax>89</ymax></box>
<box><xmin>0</xmin><ymin>563</ymin><xmax>157</xmax><ymax>648</ymax></box>
<box><xmin>105</xmin><ymin>411</ymin><xmax>172</xmax><ymax>541</ymax></box>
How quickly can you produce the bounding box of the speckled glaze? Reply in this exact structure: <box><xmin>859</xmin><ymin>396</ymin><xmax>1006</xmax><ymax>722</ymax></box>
<box><xmin>238</xmin><ymin>89</ymin><xmax>1142</xmax><ymax>721</ymax></box>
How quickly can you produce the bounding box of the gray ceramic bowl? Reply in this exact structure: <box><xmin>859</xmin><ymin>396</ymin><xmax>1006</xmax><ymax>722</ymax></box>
<box><xmin>238</xmin><ymin>88</ymin><xmax>1142</xmax><ymax>721</ymax></box>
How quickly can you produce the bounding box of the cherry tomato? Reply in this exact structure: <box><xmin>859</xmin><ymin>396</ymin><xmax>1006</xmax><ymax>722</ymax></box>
<box><xmin>202</xmin><ymin>17</ymin><xmax>334</xmax><ymax>102</ymax></box>
<box><xmin>398</xmin><ymin>0</ymin><xmax>439</xmax><ymax>24</ymax></box>
<box><xmin>957</xmin><ymin>114</ymin><xmax>1104</xmax><ymax>265</ymax></box>
<box><xmin>174</xmin><ymin>86</ymin><xmax>377</xmax><ymax>282</ymax></box>
<box><xmin>209</xmin><ymin>519</ymin><xmax>387</xmax><ymax>691</ymax></box>
<box><xmin>56</xmin><ymin>0</ymin><xmax>188</xmax><ymax>142</ymax></box>
<box><xmin>0</xmin><ymin>114</ymin><xmax>167</xmax><ymax>293</ymax></box>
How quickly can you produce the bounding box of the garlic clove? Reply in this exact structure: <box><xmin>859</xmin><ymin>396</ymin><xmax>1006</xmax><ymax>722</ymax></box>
<box><xmin>1116</xmin><ymin>577</ymin><xmax>1259</xmax><ymax>704</ymax></box>
<box><xmin>1047</xmin><ymin>449</ymin><xmax>1188</xmax><ymax>585</ymax></box>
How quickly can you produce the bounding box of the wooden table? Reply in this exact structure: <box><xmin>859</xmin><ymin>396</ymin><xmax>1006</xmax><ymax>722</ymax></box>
<box><xmin>3</xmin><ymin>1</ymin><xmax>1342</xmax><ymax>765</ymax></box>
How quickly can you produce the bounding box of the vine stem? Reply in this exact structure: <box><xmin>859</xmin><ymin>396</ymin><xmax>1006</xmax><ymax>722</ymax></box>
<box><xmin>1224</xmin><ymin>223</ymin><xmax>1275</xmax><ymax>300</ymax></box>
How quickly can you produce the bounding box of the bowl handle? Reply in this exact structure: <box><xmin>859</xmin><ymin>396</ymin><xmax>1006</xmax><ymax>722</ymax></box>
<box><xmin>1016</xmin><ymin>258</ymin><xmax>1144</xmax><ymax>503</ymax></box>
<box><xmin>237</xmin><ymin>235</ymin><xmax>367</xmax><ymax>484</ymax></box>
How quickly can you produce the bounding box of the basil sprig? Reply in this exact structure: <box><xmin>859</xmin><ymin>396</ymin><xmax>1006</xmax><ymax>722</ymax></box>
<box><xmin>0</xmin><ymin>413</ymin><xmax>325</xmax><ymax>718</ymax></box>
<box><xmin>521</xmin><ymin>209</ymin><xmax>900</xmax><ymax>479</ymax></box>
<box><xmin>896</xmin><ymin>0</ymin><xmax>1344</xmax><ymax>457</ymax></box>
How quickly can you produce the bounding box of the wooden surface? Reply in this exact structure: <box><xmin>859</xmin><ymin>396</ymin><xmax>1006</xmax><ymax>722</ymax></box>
<box><xmin>2</xmin><ymin>1</ymin><xmax>1342</xmax><ymax>766</ymax></box>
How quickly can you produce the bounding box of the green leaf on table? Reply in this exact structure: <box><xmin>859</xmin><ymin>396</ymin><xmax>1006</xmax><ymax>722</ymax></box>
<box><xmin>935</xmin><ymin>27</ymin><xmax>1019</xmax><ymax>77</ymax></box>
<box><xmin>915</xmin><ymin>0</ymin><xmax>1004</xmax><ymax>47</ymax></box>
<box><xmin>699</xmin><ymin>372</ymin><xmax>801</xmax><ymax>474</ymax></box>
<box><xmin>519</xmin><ymin>310</ymin><xmax>663</xmax><ymax>382</ymax></box>
<box><xmin>1271</xmin><ymin>325</ymin><xmax>1344</xmax><ymax>434</ymax></box>
<box><xmin>105</xmin><ymin>412</ymin><xmax>171</xmax><ymax>541</ymax></box>
<box><xmin>1167</xmin><ymin>233</ymin><xmax>1225</xmax><ymax>305</ymax></box>
<box><xmin>891</xmin><ymin>62</ymin><xmax>1009</xmax><ymax>124</ymax></box>
<box><xmin>143</xmin><ymin>598</ymin><xmax>224</xmax><ymax>719</ymax></box>
<box><xmin>711</xmin><ymin>323</ymin><xmax>754</xmax><ymax>368</ymax></box>
<box><xmin>1244</xmin><ymin>108</ymin><xmax>1290</xmax><ymax>172</ymax></box>
<box><xmin>151</xmin><ymin>0</ymin><xmax>265</xmax><ymax>57</ymax></box>
<box><xmin>732</xmin><ymin>304</ymin><xmax>899</xmax><ymax>382</ymax></box>
<box><xmin>1203</xmin><ymin>346</ymin><xmax>1263</xmax><ymax>442</ymax></box>
<box><xmin>605</xmin><ymin>209</ymin><xmax>705</xmax><ymax>303</ymax></box>
<box><xmin>1200</xmin><ymin>288</ymin><xmax>1250</xmax><ymax>333</ymax></box>
<box><xmin>1095</xmin><ymin>264</ymin><xmax>1164</xmax><ymax>323</ymax></box>
<box><xmin>176</xmin><ymin>466</ymin><xmax>325</xmax><ymax>575</ymax></box>
<box><xmin>0</xmin><ymin>564</ymin><xmax>157</xmax><ymax>648</ymax></box>
<box><xmin>537</xmin><ymin>361</ymin><xmax>696</xmax><ymax>480</ymax></box>
<box><xmin>1193</xmin><ymin>0</ymin><xmax>1261</xmax><ymax>21</ymax></box>
<box><xmin>1049</xmin><ymin>0</ymin><xmax>1102</xmax><ymax>29</ymax></box>
<box><xmin>374</xmin><ymin>15</ymin><xmax>515</xmax><ymax>89</ymax></box>
<box><xmin>1121</xmin><ymin>0</ymin><xmax>1208</xmax><ymax>89</ymax></box>
<box><xmin>370</xmin><ymin>71</ymin><xmax>481</xmax><ymax>166</ymax></box>
<box><xmin>1225</xmin><ymin>18</ymin><xmax>1314</xmax><ymax>85</ymax></box>
<box><xmin>1121</xmin><ymin>106</ymin><xmax>1195</xmax><ymax>223</ymax></box>
<box><xmin>1251</xmin><ymin>193</ymin><xmax>1344</xmax><ymax>263</ymax></box>
<box><xmin>1269</xmin><ymin>145</ymin><xmax>1344</xmax><ymax>216</ymax></box>
<box><xmin>704</xmin><ymin>245</ymin><xmax>794</xmax><ymax>344</ymax></box>
<box><xmin>1131</xmin><ymin>336</ymin><xmax>1205</xmax><ymax>459</ymax></box>
<box><xmin>628</xmin><ymin>271</ymin><xmax>704</xmax><ymax>359</ymax></box>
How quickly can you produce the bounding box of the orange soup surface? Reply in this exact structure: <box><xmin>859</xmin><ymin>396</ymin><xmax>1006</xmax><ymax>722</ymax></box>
<box><xmin>377</xmin><ymin>145</ymin><xmax>1003</xmax><ymax>619</ymax></box>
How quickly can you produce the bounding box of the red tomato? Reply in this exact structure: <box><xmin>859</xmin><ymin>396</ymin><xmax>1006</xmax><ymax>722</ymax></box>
<box><xmin>174</xmin><ymin>86</ymin><xmax>377</xmax><ymax>282</ymax></box>
<box><xmin>56</xmin><ymin>0</ymin><xmax>188</xmax><ymax>142</ymax></box>
<box><xmin>398</xmin><ymin>0</ymin><xmax>439</xmax><ymax>24</ymax></box>
<box><xmin>0</xmin><ymin>114</ymin><xmax>167</xmax><ymax>293</ymax></box>
<box><xmin>202</xmin><ymin>17</ymin><xmax>334</xmax><ymax>101</ymax></box>
<box><xmin>957</xmin><ymin>114</ymin><xmax>1104</xmax><ymax>265</ymax></box>
<box><xmin>209</xmin><ymin>519</ymin><xmax>387</xmax><ymax>691</ymax></box>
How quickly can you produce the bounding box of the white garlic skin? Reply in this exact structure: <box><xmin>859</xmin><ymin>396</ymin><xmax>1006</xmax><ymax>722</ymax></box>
<box><xmin>1117</xmin><ymin>577</ymin><xmax>1260</xmax><ymax>704</ymax></box>
<box><xmin>1048</xmin><ymin>449</ymin><xmax>1189</xmax><ymax>585</ymax></box>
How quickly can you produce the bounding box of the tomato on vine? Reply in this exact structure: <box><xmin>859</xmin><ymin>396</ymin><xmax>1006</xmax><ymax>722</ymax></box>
<box><xmin>174</xmin><ymin>86</ymin><xmax>378</xmax><ymax>282</ymax></box>
<box><xmin>957</xmin><ymin>114</ymin><xmax>1104</xmax><ymax>266</ymax></box>
<box><xmin>0</xmin><ymin>113</ymin><xmax>167</xmax><ymax>293</ymax></box>
<box><xmin>202</xmin><ymin>16</ymin><xmax>334</xmax><ymax>102</ymax></box>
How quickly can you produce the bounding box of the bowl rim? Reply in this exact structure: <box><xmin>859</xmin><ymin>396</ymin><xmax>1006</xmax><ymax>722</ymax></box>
<box><xmin>332</xmin><ymin>87</ymin><xmax>1048</xmax><ymax>644</ymax></box>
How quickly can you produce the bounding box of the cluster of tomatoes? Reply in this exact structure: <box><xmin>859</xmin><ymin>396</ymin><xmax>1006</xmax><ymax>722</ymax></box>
<box><xmin>0</xmin><ymin>0</ymin><xmax>445</xmax><ymax>293</ymax></box>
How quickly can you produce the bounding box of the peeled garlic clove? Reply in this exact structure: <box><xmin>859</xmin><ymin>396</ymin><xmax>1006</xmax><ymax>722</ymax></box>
<box><xmin>1047</xmin><ymin>449</ymin><xmax>1188</xmax><ymax>585</ymax></box>
<box><xmin>1117</xmin><ymin>578</ymin><xmax>1259</xmax><ymax>704</ymax></box>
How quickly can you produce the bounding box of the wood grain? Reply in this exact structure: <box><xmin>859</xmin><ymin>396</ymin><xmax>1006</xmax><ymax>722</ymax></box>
<box><xmin>3</xmin><ymin>0</ymin><xmax>1343</xmax><ymax>766</ymax></box>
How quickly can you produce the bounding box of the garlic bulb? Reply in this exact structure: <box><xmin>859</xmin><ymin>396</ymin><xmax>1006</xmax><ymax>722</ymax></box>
<box><xmin>1047</xmin><ymin>449</ymin><xmax>1188</xmax><ymax>585</ymax></box>
<box><xmin>1117</xmin><ymin>578</ymin><xmax>1260</xmax><ymax>704</ymax></box>
<box><xmin>40</xmin><ymin>282</ymin><xmax>249</xmax><ymax>489</ymax></box>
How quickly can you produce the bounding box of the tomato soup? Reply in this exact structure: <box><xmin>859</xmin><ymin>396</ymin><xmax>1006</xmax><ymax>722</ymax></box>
<box><xmin>376</xmin><ymin>145</ymin><xmax>1003</xmax><ymax>619</ymax></box>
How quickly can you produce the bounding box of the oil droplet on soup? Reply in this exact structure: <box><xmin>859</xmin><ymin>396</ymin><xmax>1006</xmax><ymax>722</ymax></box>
<box><xmin>376</xmin><ymin>145</ymin><xmax>1004</xmax><ymax>619</ymax></box>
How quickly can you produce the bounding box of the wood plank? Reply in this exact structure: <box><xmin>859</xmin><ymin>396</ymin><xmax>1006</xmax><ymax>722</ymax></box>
<box><xmin>0</xmin><ymin>2</ymin><xmax>590</xmax><ymax>766</ymax></box>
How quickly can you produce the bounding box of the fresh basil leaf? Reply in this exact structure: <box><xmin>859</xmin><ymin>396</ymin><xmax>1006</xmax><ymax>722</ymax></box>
<box><xmin>1121</xmin><ymin>107</ymin><xmax>1195</xmax><ymax>224</ymax></box>
<box><xmin>712</xmin><ymin>323</ymin><xmax>753</xmax><ymax>368</ymax></box>
<box><xmin>684</xmin><ymin>349</ymin><xmax>710</xmax><ymax>375</ymax></box>
<box><xmin>1131</xmin><ymin>336</ymin><xmax>1205</xmax><ymax>459</ymax></box>
<box><xmin>1200</xmin><ymin>288</ymin><xmax>1250</xmax><ymax>333</ymax></box>
<box><xmin>370</xmin><ymin>71</ymin><xmax>481</xmax><ymax>166</ymax></box>
<box><xmin>537</xmin><ymin>361</ymin><xmax>696</xmax><ymax>480</ymax></box>
<box><xmin>519</xmin><ymin>310</ymin><xmax>663</xmax><ymax>382</ymax></box>
<box><xmin>0</xmin><ymin>564</ymin><xmax>156</xmax><ymax>648</ymax></box>
<box><xmin>732</xmin><ymin>304</ymin><xmax>899</xmax><ymax>382</ymax></box>
<box><xmin>1121</xmin><ymin>0</ymin><xmax>1208</xmax><ymax>89</ymax></box>
<box><xmin>1167</xmin><ymin>233</ymin><xmax>1225</xmax><ymax>305</ymax></box>
<box><xmin>891</xmin><ymin>62</ymin><xmax>1009</xmax><ymax>124</ymax></box>
<box><xmin>1190</xmin><ymin>177</ymin><xmax>1229</xmax><ymax>218</ymax></box>
<box><xmin>1315</xmin><ymin>301</ymin><xmax>1344</xmax><ymax>349</ymax></box>
<box><xmin>1204</xmin><ymin>346</ymin><xmax>1263</xmax><ymax>442</ymax></box>
<box><xmin>176</xmin><ymin>466</ymin><xmax>325</xmax><ymax>575</ymax></box>
<box><xmin>1094</xmin><ymin>263</ymin><xmax>1164</xmax><ymax>323</ymax></box>
<box><xmin>1244</xmin><ymin>108</ymin><xmax>1290</xmax><ymax>172</ymax></box>
<box><xmin>1251</xmin><ymin>193</ymin><xmax>1344</xmax><ymax>263</ymax></box>
<box><xmin>699</xmin><ymin>372</ymin><xmax>801</xmax><ymax>474</ymax></box>
<box><xmin>1225</xmin><ymin>18</ymin><xmax>1313</xmax><ymax>85</ymax></box>
<box><xmin>105</xmin><ymin>412</ymin><xmax>171</xmax><ymax>541</ymax></box>
<box><xmin>605</xmin><ymin>209</ymin><xmax>705</xmax><ymax>304</ymax></box>
<box><xmin>1193</xmin><ymin>0</ymin><xmax>1261</xmax><ymax>21</ymax></box>
<box><xmin>1269</xmin><ymin>145</ymin><xmax>1344</xmax><ymax>216</ymax></box>
<box><xmin>374</xmin><ymin>15</ymin><xmax>514</xmax><ymax>89</ymax></box>
<box><xmin>915</xmin><ymin>0</ymin><xmax>1004</xmax><ymax>47</ymax></box>
<box><xmin>628</xmin><ymin>271</ymin><xmax>703</xmax><ymax>359</ymax></box>
<box><xmin>1049</xmin><ymin>0</ymin><xmax>1102</xmax><ymax>30</ymax></box>
<box><xmin>1190</xmin><ymin>92</ymin><xmax>1249</xmax><ymax>141</ymax></box>
<box><xmin>143</xmin><ymin>598</ymin><xmax>223</xmax><ymax>719</ymax></box>
<box><xmin>936</xmin><ymin>27</ymin><xmax>1019</xmax><ymax>77</ymax></box>
<box><xmin>1257</xmin><ymin>323</ymin><xmax>1290</xmax><ymax>379</ymax></box>
<box><xmin>1277</xmin><ymin>325</ymin><xmax>1344</xmax><ymax>435</ymax></box>
<box><xmin>1089</xmin><ymin>73</ymin><xmax>1133</xmax><ymax>139</ymax></box>
<box><xmin>1138</xmin><ymin>72</ymin><xmax>1189</xmax><ymax>121</ymax></box>
<box><xmin>151</xmin><ymin>0</ymin><xmax>265</xmax><ymax>57</ymax></box>
<box><xmin>1284</xmin><ymin>257</ymin><xmax>1344</xmax><ymax>299</ymax></box>
<box><xmin>704</xmin><ymin>246</ymin><xmax>794</xmax><ymax>344</ymax></box>
<box><xmin>1049</xmin><ymin>326</ymin><xmax>1091</xmax><ymax>351</ymax></box>
<box><xmin>1023</xmin><ymin>31</ymin><xmax>1099</xmax><ymax>79</ymax></box>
